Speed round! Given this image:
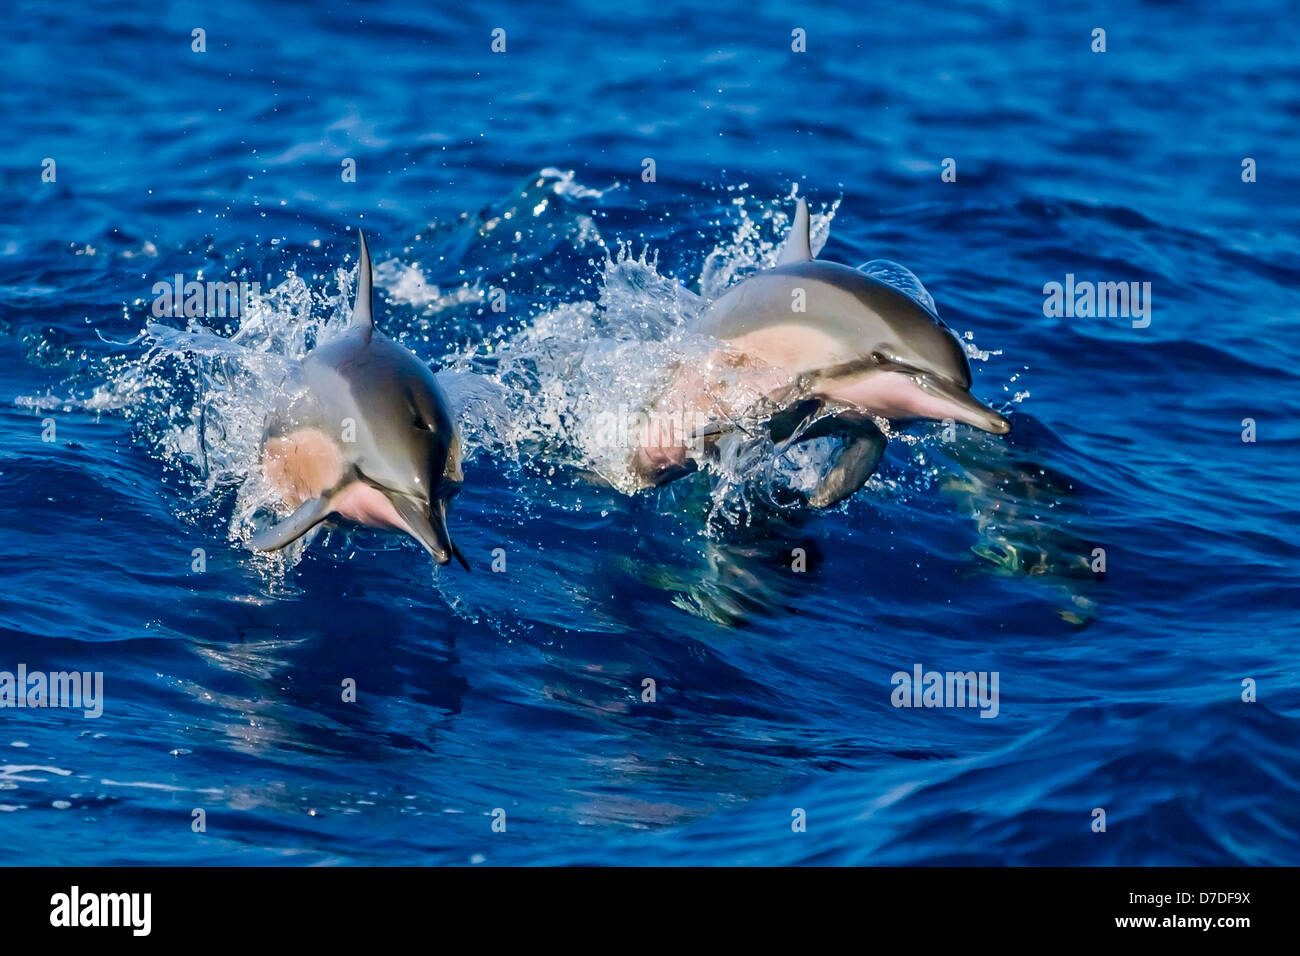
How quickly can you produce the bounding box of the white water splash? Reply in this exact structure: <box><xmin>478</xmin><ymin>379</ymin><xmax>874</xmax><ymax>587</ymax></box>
<box><xmin>26</xmin><ymin>171</ymin><xmax>1019</xmax><ymax>565</ymax></box>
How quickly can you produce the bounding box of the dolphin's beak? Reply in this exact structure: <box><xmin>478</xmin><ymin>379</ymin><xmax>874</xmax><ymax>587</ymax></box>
<box><xmin>916</xmin><ymin>373</ymin><xmax>1012</xmax><ymax>435</ymax></box>
<box><xmin>428</xmin><ymin>498</ymin><xmax>470</xmax><ymax>570</ymax></box>
<box><xmin>389</xmin><ymin>493</ymin><xmax>469</xmax><ymax>569</ymax></box>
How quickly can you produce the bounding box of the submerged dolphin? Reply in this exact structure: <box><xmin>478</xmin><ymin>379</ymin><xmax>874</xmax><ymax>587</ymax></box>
<box><xmin>634</xmin><ymin>197</ymin><xmax>1010</xmax><ymax>506</ymax></box>
<box><xmin>250</xmin><ymin>231</ymin><xmax>467</xmax><ymax>567</ymax></box>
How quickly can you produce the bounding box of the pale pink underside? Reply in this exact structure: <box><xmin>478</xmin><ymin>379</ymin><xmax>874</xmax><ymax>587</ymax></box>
<box><xmin>262</xmin><ymin>428</ymin><xmax>407</xmax><ymax>532</ymax></box>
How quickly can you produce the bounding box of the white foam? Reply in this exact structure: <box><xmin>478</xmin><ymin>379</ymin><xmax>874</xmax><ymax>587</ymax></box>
<box><xmin>39</xmin><ymin>174</ymin><xmax>1017</xmax><ymax>564</ymax></box>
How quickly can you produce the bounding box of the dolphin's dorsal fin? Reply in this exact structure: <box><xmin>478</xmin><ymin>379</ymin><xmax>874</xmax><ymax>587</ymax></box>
<box><xmin>353</xmin><ymin>229</ymin><xmax>375</xmax><ymax>341</ymax></box>
<box><xmin>777</xmin><ymin>197</ymin><xmax>813</xmax><ymax>265</ymax></box>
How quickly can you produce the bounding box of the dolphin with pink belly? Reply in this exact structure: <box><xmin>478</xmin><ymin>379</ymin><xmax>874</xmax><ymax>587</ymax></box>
<box><xmin>637</xmin><ymin>196</ymin><xmax>1010</xmax><ymax>507</ymax></box>
<box><xmin>249</xmin><ymin>231</ymin><xmax>467</xmax><ymax>567</ymax></box>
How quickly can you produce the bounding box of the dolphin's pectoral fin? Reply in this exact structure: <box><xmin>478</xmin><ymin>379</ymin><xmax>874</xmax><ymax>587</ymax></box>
<box><xmin>388</xmin><ymin>494</ymin><xmax>468</xmax><ymax>570</ymax></box>
<box><xmin>776</xmin><ymin>197</ymin><xmax>813</xmax><ymax>265</ymax></box>
<box><xmin>807</xmin><ymin>430</ymin><xmax>887</xmax><ymax>508</ymax></box>
<box><xmin>248</xmin><ymin>495</ymin><xmax>334</xmax><ymax>552</ymax></box>
<box><xmin>772</xmin><ymin>406</ymin><xmax>888</xmax><ymax>508</ymax></box>
<box><xmin>766</xmin><ymin>397</ymin><xmax>825</xmax><ymax>443</ymax></box>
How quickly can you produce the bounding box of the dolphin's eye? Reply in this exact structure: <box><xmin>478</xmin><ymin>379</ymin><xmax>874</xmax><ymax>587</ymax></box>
<box><xmin>873</xmin><ymin>348</ymin><xmax>904</xmax><ymax>369</ymax></box>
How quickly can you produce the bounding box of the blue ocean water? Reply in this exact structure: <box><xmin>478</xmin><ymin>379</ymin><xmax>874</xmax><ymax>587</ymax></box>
<box><xmin>2</xmin><ymin>0</ymin><xmax>1298</xmax><ymax>866</ymax></box>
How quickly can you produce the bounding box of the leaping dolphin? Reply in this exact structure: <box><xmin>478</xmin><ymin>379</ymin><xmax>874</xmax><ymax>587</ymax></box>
<box><xmin>633</xmin><ymin>197</ymin><xmax>1010</xmax><ymax>506</ymax></box>
<box><xmin>250</xmin><ymin>231</ymin><xmax>468</xmax><ymax>567</ymax></box>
